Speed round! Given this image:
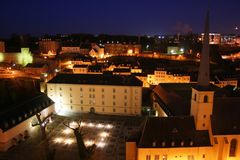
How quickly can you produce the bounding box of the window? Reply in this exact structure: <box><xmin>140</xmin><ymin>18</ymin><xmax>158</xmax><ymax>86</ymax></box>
<box><xmin>113</xmin><ymin>88</ymin><xmax>116</xmax><ymax>93</ymax></box>
<box><xmin>80</xmin><ymin>88</ymin><xmax>83</xmax><ymax>91</ymax></box>
<box><xmin>202</xmin><ymin>154</ymin><xmax>205</xmax><ymax>158</ymax></box>
<box><xmin>70</xmin><ymin>88</ymin><xmax>72</xmax><ymax>91</ymax></box>
<box><xmin>70</xmin><ymin>99</ymin><xmax>72</xmax><ymax>103</ymax></box>
<box><xmin>80</xmin><ymin>93</ymin><xmax>83</xmax><ymax>97</ymax></box>
<box><xmin>102</xmin><ymin>108</ymin><xmax>105</xmax><ymax>112</ymax></box>
<box><xmin>102</xmin><ymin>88</ymin><xmax>104</xmax><ymax>92</ymax></box>
<box><xmin>102</xmin><ymin>101</ymin><xmax>105</xmax><ymax>105</ymax></box>
<box><xmin>204</xmin><ymin>95</ymin><xmax>208</xmax><ymax>103</ymax></box>
<box><xmin>194</xmin><ymin>94</ymin><xmax>197</xmax><ymax>101</ymax></box>
<box><xmin>113</xmin><ymin>108</ymin><xmax>116</xmax><ymax>112</ymax></box>
<box><xmin>113</xmin><ymin>102</ymin><xmax>116</xmax><ymax>106</ymax></box>
<box><xmin>229</xmin><ymin>139</ymin><xmax>237</xmax><ymax>157</ymax></box>
<box><xmin>124</xmin><ymin>102</ymin><xmax>127</xmax><ymax>106</ymax></box>
<box><xmin>146</xmin><ymin>155</ymin><xmax>151</xmax><ymax>160</ymax></box>
<box><xmin>80</xmin><ymin>100</ymin><xmax>83</xmax><ymax>104</ymax></box>
<box><xmin>203</xmin><ymin>123</ymin><xmax>205</xmax><ymax>127</ymax></box>
<box><xmin>113</xmin><ymin>95</ymin><xmax>116</xmax><ymax>99</ymax></box>
<box><xmin>59</xmin><ymin>87</ymin><xmax>62</xmax><ymax>90</ymax></box>
<box><xmin>124</xmin><ymin>95</ymin><xmax>127</xmax><ymax>100</ymax></box>
<box><xmin>81</xmin><ymin>107</ymin><xmax>83</xmax><ymax>111</ymax></box>
<box><xmin>203</xmin><ymin>115</ymin><xmax>206</xmax><ymax>118</ymax></box>
<box><xmin>70</xmin><ymin>94</ymin><xmax>72</xmax><ymax>97</ymax></box>
<box><xmin>162</xmin><ymin>155</ymin><xmax>167</xmax><ymax>160</ymax></box>
<box><xmin>124</xmin><ymin>109</ymin><xmax>127</xmax><ymax>113</ymax></box>
<box><xmin>102</xmin><ymin>95</ymin><xmax>104</xmax><ymax>98</ymax></box>
<box><xmin>155</xmin><ymin>155</ymin><xmax>159</xmax><ymax>160</ymax></box>
<box><xmin>124</xmin><ymin>89</ymin><xmax>127</xmax><ymax>93</ymax></box>
<box><xmin>188</xmin><ymin>155</ymin><xmax>194</xmax><ymax>160</ymax></box>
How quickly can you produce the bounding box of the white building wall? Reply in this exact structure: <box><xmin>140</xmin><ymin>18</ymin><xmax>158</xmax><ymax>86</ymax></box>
<box><xmin>47</xmin><ymin>83</ymin><xmax>142</xmax><ymax>116</ymax></box>
<box><xmin>0</xmin><ymin>104</ymin><xmax>55</xmax><ymax>151</ymax></box>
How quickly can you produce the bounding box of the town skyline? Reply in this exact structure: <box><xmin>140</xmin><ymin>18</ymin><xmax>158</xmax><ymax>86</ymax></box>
<box><xmin>1</xmin><ymin>0</ymin><xmax>239</xmax><ymax>38</ymax></box>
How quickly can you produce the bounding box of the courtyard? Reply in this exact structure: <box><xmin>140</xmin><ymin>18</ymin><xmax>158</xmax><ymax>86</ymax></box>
<box><xmin>0</xmin><ymin>113</ymin><xmax>144</xmax><ymax>160</ymax></box>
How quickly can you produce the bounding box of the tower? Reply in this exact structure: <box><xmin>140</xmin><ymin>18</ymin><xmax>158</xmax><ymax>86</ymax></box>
<box><xmin>190</xmin><ymin>11</ymin><xmax>215</xmax><ymax>131</ymax></box>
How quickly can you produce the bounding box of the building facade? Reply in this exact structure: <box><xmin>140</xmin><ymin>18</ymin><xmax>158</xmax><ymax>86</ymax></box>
<box><xmin>147</xmin><ymin>70</ymin><xmax>190</xmax><ymax>85</ymax></box>
<box><xmin>47</xmin><ymin>74</ymin><xmax>142</xmax><ymax>116</ymax></box>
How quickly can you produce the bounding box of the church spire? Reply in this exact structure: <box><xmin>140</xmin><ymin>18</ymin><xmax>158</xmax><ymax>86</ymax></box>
<box><xmin>197</xmin><ymin>10</ymin><xmax>210</xmax><ymax>87</ymax></box>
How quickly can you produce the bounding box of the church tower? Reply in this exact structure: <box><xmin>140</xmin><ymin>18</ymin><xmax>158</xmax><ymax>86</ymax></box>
<box><xmin>190</xmin><ymin>11</ymin><xmax>215</xmax><ymax>131</ymax></box>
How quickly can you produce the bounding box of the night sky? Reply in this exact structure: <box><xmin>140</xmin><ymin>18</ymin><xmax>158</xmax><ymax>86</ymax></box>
<box><xmin>1</xmin><ymin>0</ymin><xmax>239</xmax><ymax>37</ymax></box>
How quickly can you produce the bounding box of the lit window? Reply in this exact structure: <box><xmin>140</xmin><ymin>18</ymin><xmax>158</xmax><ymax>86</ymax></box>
<box><xmin>162</xmin><ymin>155</ymin><xmax>167</xmax><ymax>160</ymax></box>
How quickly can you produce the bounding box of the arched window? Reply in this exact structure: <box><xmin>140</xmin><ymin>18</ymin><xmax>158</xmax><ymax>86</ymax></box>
<box><xmin>229</xmin><ymin>139</ymin><xmax>237</xmax><ymax>157</ymax></box>
<box><xmin>203</xmin><ymin>95</ymin><xmax>208</xmax><ymax>103</ymax></box>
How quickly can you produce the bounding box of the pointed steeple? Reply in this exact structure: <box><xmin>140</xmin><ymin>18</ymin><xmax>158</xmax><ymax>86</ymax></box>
<box><xmin>198</xmin><ymin>11</ymin><xmax>210</xmax><ymax>87</ymax></box>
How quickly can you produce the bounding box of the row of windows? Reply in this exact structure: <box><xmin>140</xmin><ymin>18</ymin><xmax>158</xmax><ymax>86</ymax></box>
<box><xmin>70</xmin><ymin>100</ymin><xmax>128</xmax><ymax>106</ymax></box>
<box><xmin>146</xmin><ymin>154</ymin><xmax>207</xmax><ymax>160</ymax></box>
<box><xmin>70</xmin><ymin>106</ymin><xmax>128</xmax><ymax>113</ymax></box>
<box><xmin>59</xmin><ymin>94</ymin><xmax>130</xmax><ymax>100</ymax></box>
<box><xmin>56</xmin><ymin>87</ymin><xmax>130</xmax><ymax>93</ymax></box>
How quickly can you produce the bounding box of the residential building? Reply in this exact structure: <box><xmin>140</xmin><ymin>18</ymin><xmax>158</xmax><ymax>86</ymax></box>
<box><xmin>147</xmin><ymin>69</ymin><xmax>190</xmax><ymax>85</ymax></box>
<box><xmin>0</xmin><ymin>78</ymin><xmax>55</xmax><ymax>151</ymax></box>
<box><xmin>47</xmin><ymin>74</ymin><xmax>142</xmax><ymax>115</ymax></box>
<box><xmin>39</xmin><ymin>40</ymin><xmax>60</xmax><ymax>55</ymax></box>
<box><xmin>104</xmin><ymin>43</ymin><xmax>141</xmax><ymax>56</ymax></box>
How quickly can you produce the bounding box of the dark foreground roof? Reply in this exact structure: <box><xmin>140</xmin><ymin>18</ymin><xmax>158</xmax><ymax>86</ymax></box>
<box><xmin>0</xmin><ymin>78</ymin><xmax>54</xmax><ymax>132</ymax></box>
<box><xmin>48</xmin><ymin>74</ymin><xmax>142</xmax><ymax>86</ymax></box>
<box><xmin>138</xmin><ymin>117</ymin><xmax>211</xmax><ymax>148</ymax></box>
<box><xmin>212</xmin><ymin>97</ymin><xmax>240</xmax><ymax>135</ymax></box>
<box><xmin>0</xmin><ymin>93</ymin><xmax>54</xmax><ymax>132</ymax></box>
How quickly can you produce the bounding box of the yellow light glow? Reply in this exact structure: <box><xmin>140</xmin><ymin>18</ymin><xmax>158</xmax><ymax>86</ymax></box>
<box><xmin>97</xmin><ymin>142</ymin><xmax>106</xmax><ymax>148</ymax></box>
<box><xmin>69</xmin><ymin>121</ymin><xmax>79</xmax><ymax>128</ymax></box>
<box><xmin>80</xmin><ymin>122</ymin><xmax>86</xmax><ymax>127</ymax></box>
<box><xmin>88</xmin><ymin>123</ymin><xmax>95</xmax><ymax>128</ymax></box>
<box><xmin>62</xmin><ymin>128</ymin><xmax>72</xmax><ymax>134</ymax></box>
<box><xmin>65</xmin><ymin>138</ymin><xmax>74</xmax><ymax>145</ymax></box>
<box><xmin>54</xmin><ymin>137</ymin><xmax>63</xmax><ymax>143</ymax></box>
<box><xmin>85</xmin><ymin>140</ymin><xmax>95</xmax><ymax>147</ymax></box>
<box><xmin>0</xmin><ymin>52</ymin><xmax>4</xmax><ymax>62</ymax></box>
<box><xmin>96</xmin><ymin>123</ymin><xmax>104</xmax><ymax>128</ymax></box>
<box><xmin>100</xmin><ymin>132</ymin><xmax>109</xmax><ymax>138</ymax></box>
<box><xmin>105</xmin><ymin>124</ymin><xmax>113</xmax><ymax>129</ymax></box>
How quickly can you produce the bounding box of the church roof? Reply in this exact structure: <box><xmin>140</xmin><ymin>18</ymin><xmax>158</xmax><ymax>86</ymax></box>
<box><xmin>138</xmin><ymin>117</ymin><xmax>211</xmax><ymax>148</ymax></box>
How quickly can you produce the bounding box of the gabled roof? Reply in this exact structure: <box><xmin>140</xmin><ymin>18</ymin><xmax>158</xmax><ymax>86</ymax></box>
<box><xmin>138</xmin><ymin>117</ymin><xmax>211</xmax><ymax>148</ymax></box>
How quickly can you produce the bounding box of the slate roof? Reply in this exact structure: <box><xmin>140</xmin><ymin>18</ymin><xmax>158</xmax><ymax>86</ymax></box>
<box><xmin>138</xmin><ymin>117</ymin><xmax>211</xmax><ymax>148</ymax></box>
<box><xmin>0</xmin><ymin>78</ymin><xmax>54</xmax><ymax>132</ymax></box>
<box><xmin>48</xmin><ymin>74</ymin><xmax>142</xmax><ymax>86</ymax></box>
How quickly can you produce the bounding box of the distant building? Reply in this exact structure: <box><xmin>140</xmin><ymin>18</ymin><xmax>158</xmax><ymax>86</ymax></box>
<box><xmin>60</xmin><ymin>47</ymin><xmax>81</xmax><ymax>54</ymax></box>
<box><xmin>47</xmin><ymin>74</ymin><xmax>142</xmax><ymax>116</ymax></box>
<box><xmin>72</xmin><ymin>64</ymin><xmax>88</xmax><ymax>74</ymax></box>
<box><xmin>200</xmin><ymin>33</ymin><xmax>221</xmax><ymax>45</ymax></box>
<box><xmin>147</xmin><ymin>69</ymin><xmax>190</xmax><ymax>85</ymax></box>
<box><xmin>104</xmin><ymin>43</ymin><xmax>141</xmax><ymax>56</ymax></box>
<box><xmin>24</xmin><ymin>63</ymin><xmax>49</xmax><ymax>76</ymax></box>
<box><xmin>0</xmin><ymin>41</ymin><xmax>5</xmax><ymax>53</ymax></box>
<box><xmin>0</xmin><ymin>78</ymin><xmax>54</xmax><ymax>151</ymax></box>
<box><xmin>39</xmin><ymin>40</ymin><xmax>60</xmax><ymax>55</ymax></box>
<box><xmin>167</xmin><ymin>46</ymin><xmax>185</xmax><ymax>54</ymax></box>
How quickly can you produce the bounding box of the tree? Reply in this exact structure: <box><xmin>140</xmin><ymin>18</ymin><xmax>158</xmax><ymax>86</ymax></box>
<box><xmin>31</xmin><ymin>112</ymin><xmax>55</xmax><ymax>160</ymax></box>
<box><xmin>63</xmin><ymin>121</ymin><xmax>96</xmax><ymax>160</ymax></box>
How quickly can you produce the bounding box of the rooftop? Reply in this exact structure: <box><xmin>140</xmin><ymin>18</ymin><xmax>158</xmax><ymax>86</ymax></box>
<box><xmin>138</xmin><ymin>117</ymin><xmax>211</xmax><ymax>148</ymax></box>
<box><xmin>48</xmin><ymin>74</ymin><xmax>142</xmax><ymax>86</ymax></box>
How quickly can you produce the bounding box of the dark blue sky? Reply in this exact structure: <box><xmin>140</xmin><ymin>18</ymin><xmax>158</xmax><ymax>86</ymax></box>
<box><xmin>1</xmin><ymin>0</ymin><xmax>239</xmax><ymax>37</ymax></box>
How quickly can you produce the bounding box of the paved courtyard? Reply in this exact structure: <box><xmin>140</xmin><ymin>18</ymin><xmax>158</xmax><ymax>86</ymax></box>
<box><xmin>0</xmin><ymin>113</ymin><xmax>144</xmax><ymax>160</ymax></box>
